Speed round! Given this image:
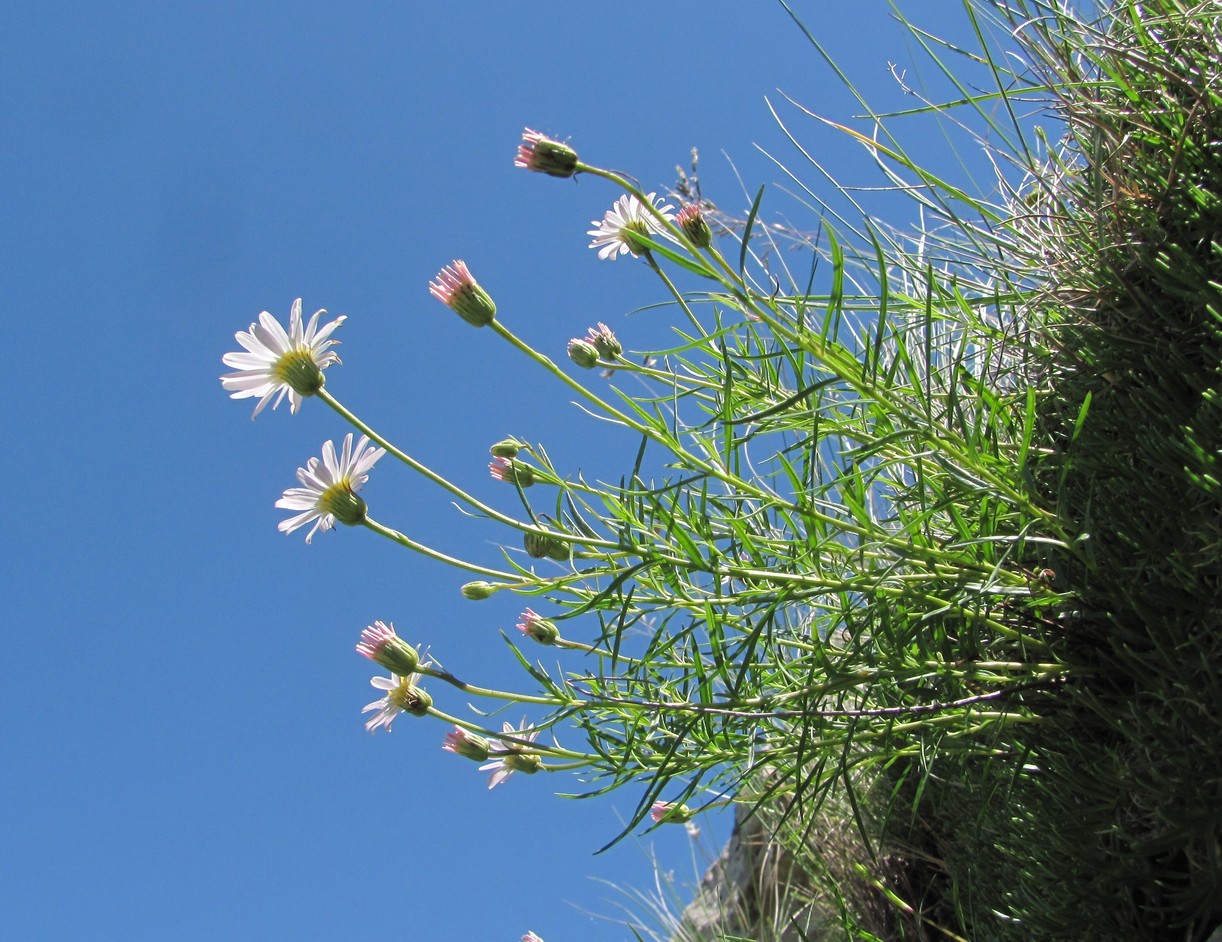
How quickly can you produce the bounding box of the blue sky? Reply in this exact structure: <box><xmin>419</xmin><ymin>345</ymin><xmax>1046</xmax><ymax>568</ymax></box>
<box><xmin>2</xmin><ymin>2</ymin><xmax>993</xmax><ymax>938</ymax></box>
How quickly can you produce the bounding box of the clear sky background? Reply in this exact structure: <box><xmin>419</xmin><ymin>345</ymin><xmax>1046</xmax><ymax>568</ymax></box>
<box><xmin>2</xmin><ymin>2</ymin><xmax>998</xmax><ymax>939</ymax></box>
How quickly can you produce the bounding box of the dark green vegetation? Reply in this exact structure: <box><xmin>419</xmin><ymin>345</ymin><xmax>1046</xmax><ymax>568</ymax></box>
<box><xmin>781</xmin><ymin>3</ymin><xmax>1222</xmax><ymax>939</ymax></box>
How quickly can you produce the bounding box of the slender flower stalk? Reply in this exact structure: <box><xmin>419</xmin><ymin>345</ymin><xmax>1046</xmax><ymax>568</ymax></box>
<box><xmin>220</xmin><ymin>298</ymin><xmax>345</xmax><ymax>418</ymax></box>
<box><xmin>275</xmin><ymin>434</ymin><xmax>384</xmax><ymax>543</ymax></box>
<box><xmin>315</xmin><ymin>387</ymin><xmax>622</xmax><ymax>552</ymax></box>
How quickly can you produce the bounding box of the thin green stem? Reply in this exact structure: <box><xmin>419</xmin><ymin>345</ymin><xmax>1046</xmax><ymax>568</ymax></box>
<box><xmin>362</xmin><ymin>517</ymin><xmax>518</xmax><ymax>580</ymax></box>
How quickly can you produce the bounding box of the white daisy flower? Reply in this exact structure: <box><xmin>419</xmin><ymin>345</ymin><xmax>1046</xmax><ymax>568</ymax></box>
<box><xmin>479</xmin><ymin>719</ymin><xmax>542</xmax><ymax>789</ymax></box>
<box><xmin>587</xmin><ymin>192</ymin><xmax>676</xmax><ymax>260</ymax></box>
<box><xmin>362</xmin><ymin>655</ymin><xmax>432</xmax><ymax>734</ymax></box>
<box><xmin>275</xmin><ymin>433</ymin><xmax>385</xmax><ymax>543</ymax></box>
<box><xmin>220</xmin><ymin>298</ymin><xmax>345</xmax><ymax>418</ymax></box>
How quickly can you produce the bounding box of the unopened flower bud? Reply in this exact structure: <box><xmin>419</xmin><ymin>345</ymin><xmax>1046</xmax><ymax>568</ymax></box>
<box><xmin>567</xmin><ymin>338</ymin><xmax>600</xmax><ymax>369</ymax></box>
<box><xmin>490</xmin><ymin>456</ymin><xmax>535</xmax><ymax>487</ymax></box>
<box><xmin>517</xmin><ymin>609</ymin><xmax>560</xmax><ymax>645</ymax></box>
<box><xmin>650</xmin><ymin>801</ymin><xmax>694</xmax><ymax>824</ymax></box>
<box><xmin>524</xmin><ymin>532</ymin><xmax>568</xmax><ymax>561</ymax></box>
<box><xmin>356</xmin><ymin>621</ymin><xmax>419</xmax><ymax>676</ymax></box>
<box><xmin>514</xmin><ymin>128</ymin><xmax>580</xmax><ymax>178</ymax></box>
<box><xmin>461</xmin><ymin>581</ymin><xmax>498</xmax><ymax>600</ymax></box>
<box><xmin>443</xmin><ymin>726</ymin><xmax>491</xmax><ymax>761</ymax></box>
<box><xmin>429</xmin><ymin>260</ymin><xmax>496</xmax><ymax>327</ymax></box>
<box><xmin>490</xmin><ymin>438</ymin><xmax>524</xmax><ymax>458</ymax></box>
<box><xmin>677</xmin><ymin>204</ymin><xmax>712</xmax><ymax>249</ymax></box>
<box><xmin>585</xmin><ymin>322</ymin><xmax>622</xmax><ymax>360</ymax></box>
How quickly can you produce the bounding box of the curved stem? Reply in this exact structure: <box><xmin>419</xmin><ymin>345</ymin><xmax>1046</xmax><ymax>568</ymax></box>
<box><xmin>319</xmin><ymin>386</ymin><xmax>624</xmax><ymax>552</ymax></box>
<box><xmin>363</xmin><ymin>517</ymin><xmax>518</xmax><ymax>580</ymax></box>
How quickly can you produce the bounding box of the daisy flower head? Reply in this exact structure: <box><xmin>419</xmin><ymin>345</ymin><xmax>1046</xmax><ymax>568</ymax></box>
<box><xmin>429</xmin><ymin>260</ymin><xmax>496</xmax><ymax>327</ymax></box>
<box><xmin>514</xmin><ymin>128</ymin><xmax>579</xmax><ymax>178</ymax></box>
<box><xmin>362</xmin><ymin>652</ymin><xmax>433</xmax><ymax>733</ymax></box>
<box><xmin>355</xmin><ymin>621</ymin><xmax>419</xmax><ymax>677</ymax></box>
<box><xmin>275</xmin><ymin>433</ymin><xmax>385</xmax><ymax>543</ymax></box>
<box><xmin>588</xmin><ymin>192</ymin><xmax>676</xmax><ymax>260</ymax></box>
<box><xmin>220</xmin><ymin>298</ymin><xmax>345</xmax><ymax>419</ymax></box>
<box><xmin>479</xmin><ymin>720</ymin><xmax>542</xmax><ymax>789</ymax></box>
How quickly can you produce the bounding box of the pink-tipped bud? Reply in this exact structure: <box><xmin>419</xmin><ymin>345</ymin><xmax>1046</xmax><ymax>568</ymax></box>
<box><xmin>585</xmin><ymin>322</ymin><xmax>622</xmax><ymax>360</ymax></box>
<box><xmin>443</xmin><ymin>726</ymin><xmax>491</xmax><ymax>761</ymax></box>
<box><xmin>677</xmin><ymin>204</ymin><xmax>713</xmax><ymax>248</ymax></box>
<box><xmin>490</xmin><ymin>456</ymin><xmax>535</xmax><ymax>487</ymax></box>
<box><xmin>429</xmin><ymin>260</ymin><xmax>496</xmax><ymax>327</ymax></box>
<box><xmin>355</xmin><ymin>621</ymin><xmax>419</xmax><ymax>676</ymax></box>
<box><xmin>514</xmin><ymin>128</ymin><xmax>579</xmax><ymax>178</ymax></box>
<box><xmin>517</xmin><ymin>608</ymin><xmax>560</xmax><ymax>644</ymax></box>
<box><xmin>650</xmin><ymin>801</ymin><xmax>694</xmax><ymax>824</ymax></box>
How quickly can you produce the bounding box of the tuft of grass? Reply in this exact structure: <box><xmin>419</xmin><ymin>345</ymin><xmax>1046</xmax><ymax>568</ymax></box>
<box><xmin>661</xmin><ymin>0</ymin><xmax>1221</xmax><ymax>939</ymax></box>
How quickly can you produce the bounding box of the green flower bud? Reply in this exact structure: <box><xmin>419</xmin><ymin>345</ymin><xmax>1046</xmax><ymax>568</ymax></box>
<box><xmin>461</xmin><ymin>581</ymin><xmax>498</xmax><ymax>600</ymax></box>
<box><xmin>443</xmin><ymin>726</ymin><xmax>491</xmax><ymax>761</ymax></box>
<box><xmin>490</xmin><ymin>438</ymin><xmax>524</xmax><ymax>458</ymax></box>
<box><xmin>524</xmin><ymin>532</ymin><xmax>568</xmax><ymax>560</ymax></box>
<box><xmin>677</xmin><ymin>204</ymin><xmax>712</xmax><ymax>249</ymax></box>
<box><xmin>567</xmin><ymin>338</ymin><xmax>600</xmax><ymax>369</ymax></box>
<box><xmin>517</xmin><ymin>609</ymin><xmax>560</xmax><ymax>645</ymax></box>
<box><xmin>515</xmin><ymin>129</ymin><xmax>580</xmax><ymax>178</ymax></box>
